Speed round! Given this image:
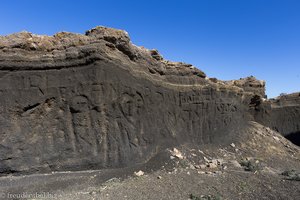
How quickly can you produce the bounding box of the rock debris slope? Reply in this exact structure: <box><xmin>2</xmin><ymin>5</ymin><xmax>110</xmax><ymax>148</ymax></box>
<box><xmin>0</xmin><ymin>26</ymin><xmax>299</xmax><ymax>175</ymax></box>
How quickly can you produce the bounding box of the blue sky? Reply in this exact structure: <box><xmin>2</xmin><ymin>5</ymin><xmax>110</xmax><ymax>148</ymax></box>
<box><xmin>1</xmin><ymin>0</ymin><xmax>299</xmax><ymax>97</ymax></box>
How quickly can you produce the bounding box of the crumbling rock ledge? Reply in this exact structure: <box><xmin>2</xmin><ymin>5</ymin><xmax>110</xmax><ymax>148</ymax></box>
<box><xmin>0</xmin><ymin>26</ymin><xmax>206</xmax><ymax>80</ymax></box>
<box><xmin>0</xmin><ymin>26</ymin><xmax>299</xmax><ymax>175</ymax></box>
<box><xmin>225</xmin><ymin>76</ymin><xmax>266</xmax><ymax>98</ymax></box>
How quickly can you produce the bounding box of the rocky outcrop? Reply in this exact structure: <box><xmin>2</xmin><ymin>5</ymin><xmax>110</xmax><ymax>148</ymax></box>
<box><xmin>253</xmin><ymin>93</ymin><xmax>300</xmax><ymax>145</ymax></box>
<box><xmin>224</xmin><ymin>76</ymin><xmax>266</xmax><ymax>98</ymax></box>
<box><xmin>0</xmin><ymin>26</ymin><xmax>298</xmax><ymax>175</ymax></box>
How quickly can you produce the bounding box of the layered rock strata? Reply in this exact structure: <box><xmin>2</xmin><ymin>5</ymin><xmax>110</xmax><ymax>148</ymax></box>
<box><xmin>0</xmin><ymin>26</ymin><xmax>298</xmax><ymax>174</ymax></box>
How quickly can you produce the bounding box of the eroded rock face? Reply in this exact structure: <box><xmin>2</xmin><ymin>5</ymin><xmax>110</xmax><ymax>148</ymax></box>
<box><xmin>253</xmin><ymin>93</ymin><xmax>300</xmax><ymax>145</ymax></box>
<box><xmin>225</xmin><ymin>76</ymin><xmax>266</xmax><ymax>98</ymax></box>
<box><xmin>0</xmin><ymin>26</ymin><xmax>298</xmax><ymax>175</ymax></box>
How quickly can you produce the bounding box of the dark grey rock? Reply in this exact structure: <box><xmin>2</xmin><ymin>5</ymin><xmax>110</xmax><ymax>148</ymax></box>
<box><xmin>0</xmin><ymin>26</ymin><xmax>299</xmax><ymax>175</ymax></box>
<box><xmin>253</xmin><ymin>92</ymin><xmax>300</xmax><ymax>145</ymax></box>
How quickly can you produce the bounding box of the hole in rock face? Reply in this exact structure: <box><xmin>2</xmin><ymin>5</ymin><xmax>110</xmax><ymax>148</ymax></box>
<box><xmin>285</xmin><ymin>131</ymin><xmax>300</xmax><ymax>146</ymax></box>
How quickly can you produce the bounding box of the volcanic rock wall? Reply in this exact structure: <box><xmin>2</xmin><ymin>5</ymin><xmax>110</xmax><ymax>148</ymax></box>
<box><xmin>254</xmin><ymin>93</ymin><xmax>300</xmax><ymax>145</ymax></box>
<box><xmin>0</xmin><ymin>26</ymin><xmax>298</xmax><ymax>175</ymax></box>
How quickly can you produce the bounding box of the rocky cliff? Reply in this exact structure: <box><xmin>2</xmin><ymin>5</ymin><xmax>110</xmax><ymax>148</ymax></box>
<box><xmin>253</xmin><ymin>92</ymin><xmax>300</xmax><ymax>145</ymax></box>
<box><xmin>0</xmin><ymin>26</ymin><xmax>299</xmax><ymax>175</ymax></box>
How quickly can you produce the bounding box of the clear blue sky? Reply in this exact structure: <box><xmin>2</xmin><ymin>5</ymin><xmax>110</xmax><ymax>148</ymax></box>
<box><xmin>1</xmin><ymin>0</ymin><xmax>299</xmax><ymax>98</ymax></box>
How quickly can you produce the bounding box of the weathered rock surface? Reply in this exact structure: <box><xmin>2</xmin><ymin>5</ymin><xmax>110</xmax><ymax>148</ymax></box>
<box><xmin>224</xmin><ymin>76</ymin><xmax>266</xmax><ymax>98</ymax></box>
<box><xmin>254</xmin><ymin>92</ymin><xmax>300</xmax><ymax>145</ymax></box>
<box><xmin>0</xmin><ymin>26</ymin><xmax>299</xmax><ymax>175</ymax></box>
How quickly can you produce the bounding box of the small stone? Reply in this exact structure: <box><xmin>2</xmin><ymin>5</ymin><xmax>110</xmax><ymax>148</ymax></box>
<box><xmin>217</xmin><ymin>159</ymin><xmax>224</xmax><ymax>165</ymax></box>
<box><xmin>89</xmin><ymin>191</ymin><xmax>97</xmax><ymax>195</ymax></box>
<box><xmin>194</xmin><ymin>164</ymin><xmax>205</xmax><ymax>169</ymax></box>
<box><xmin>230</xmin><ymin>160</ymin><xmax>242</xmax><ymax>168</ymax></box>
<box><xmin>157</xmin><ymin>176</ymin><xmax>162</xmax><ymax>179</ymax></box>
<box><xmin>211</xmin><ymin>159</ymin><xmax>218</xmax><ymax>165</ymax></box>
<box><xmin>208</xmin><ymin>163</ymin><xmax>218</xmax><ymax>169</ymax></box>
<box><xmin>134</xmin><ymin>170</ymin><xmax>144</xmax><ymax>177</ymax></box>
<box><xmin>198</xmin><ymin>150</ymin><xmax>204</xmax><ymax>154</ymax></box>
<box><xmin>203</xmin><ymin>156</ymin><xmax>210</xmax><ymax>163</ymax></box>
<box><xmin>189</xmin><ymin>164</ymin><xmax>196</xmax><ymax>169</ymax></box>
<box><xmin>170</xmin><ymin>148</ymin><xmax>184</xmax><ymax>159</ymax></box>
<box><xmin>199</xmin><ymin>164</ymin><xmax>207</xmax><ymax>169</ymax></box>
<box><xmin>230</xmin><ymin>143</ymin><xmax>236</xmax><ymax>148</ymax></box>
